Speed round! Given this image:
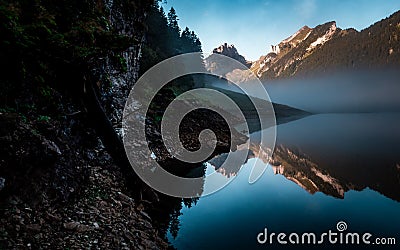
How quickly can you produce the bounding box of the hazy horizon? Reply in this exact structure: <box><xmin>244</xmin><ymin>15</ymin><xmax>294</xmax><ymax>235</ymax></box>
<box><xmin>209</xmin><ymin>70</ymin><xmax>400</xmax><ymax>113</ymax></box>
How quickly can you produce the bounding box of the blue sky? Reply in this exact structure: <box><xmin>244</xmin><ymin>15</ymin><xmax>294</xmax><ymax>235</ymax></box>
<box><xmin>162</xmin><ymin>0</ymin><xmax>400</xmax><ymax>61</ymax></box>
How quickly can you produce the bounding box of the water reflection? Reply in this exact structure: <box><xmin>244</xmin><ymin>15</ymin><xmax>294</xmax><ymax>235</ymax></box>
<box><xmin>210</xmin><ymin>113</ymin><xmax>400</xmax><ymax>201</ymax></box>
<box><xmin>167</xmin><ymin>113</ymin><xmax>400</xmax><ymax>249</ymax></box>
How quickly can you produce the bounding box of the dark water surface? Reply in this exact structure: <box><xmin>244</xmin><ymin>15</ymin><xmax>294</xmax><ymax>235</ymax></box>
<box><xmin>167</xmin><ymin>113</ymin><xmax>400</xmax><ymax>249</ymax></box>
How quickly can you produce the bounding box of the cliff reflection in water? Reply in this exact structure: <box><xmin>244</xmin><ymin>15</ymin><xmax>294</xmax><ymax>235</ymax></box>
<box><xmin>163</xmin><ymin>113</ymin><xmax>400</xmax><ymax>250</ymax></box>
<box><xmin>209</xmin><ymin>113</ymin><xmax>400</xmax><ymax>202</ymax></box>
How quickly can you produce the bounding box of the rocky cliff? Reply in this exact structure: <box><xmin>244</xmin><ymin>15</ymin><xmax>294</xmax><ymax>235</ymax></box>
<box><xmin>212</xmin><ymin>43</ymin><xmax>252</xmax><ymax>68</ymax></box>
<box><xmin>205</xmin><ymin>43</ymin><xmax>252</xmax><ymax>77</ymax></box>
<box><xmin>251</xmin><ymin>21</ymin><xmax>340</xmax><ymax>79</ymax></box>
<box><xmin>98</xmin><ymin>0</ymin><xmax>146</xmax><ymax>135</ymax></box>
<box><xmin>0</xmin><ymin>1</ymin><xmax>170</xmax><ymax>248</ymax></box>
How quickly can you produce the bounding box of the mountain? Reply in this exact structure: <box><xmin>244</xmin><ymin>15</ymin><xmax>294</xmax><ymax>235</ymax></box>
<box><xmin>254</xmin><ymin>10</ymin><xmax>400</xmax><ymax>80</ymax></box>
<box><xmin>208</xmin><ymin>140</ymin><xmax>400</xmax><ymax>201</ymax></box>
<box><xmin>251</xmin><ymin>22</ymin><xmax>337</xmax><ymax>78</ymax></box>
<box><xmin>252</xmin><ymin>21</ymin><xmax>343</xmax><ymax>79</ymax></box>
<box><xmin>212</xmin><ymin>43</ymin><xmax>251</xmax><ymax>67</ymax></box>
<box><xmin>205</xmin><ymin>43</ymin><xmax>252</xmax><ymax>76</ymax></box>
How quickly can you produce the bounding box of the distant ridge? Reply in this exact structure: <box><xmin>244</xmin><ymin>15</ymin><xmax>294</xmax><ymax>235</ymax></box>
<box><xmin>255</xmin><ymin>10</ymin><xmax>400</xmax><ymax>80</ymax></box>
<box><xmin>207</xmin><ymin>10</ymin><xmax>400</xmax><ymax>81</ymax></box>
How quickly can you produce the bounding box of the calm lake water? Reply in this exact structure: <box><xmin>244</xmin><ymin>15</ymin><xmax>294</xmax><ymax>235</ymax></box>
<box><xmin>167</xmin><ymin>113</ymin><xmax>400</xmax><ymax>249</ymax></box>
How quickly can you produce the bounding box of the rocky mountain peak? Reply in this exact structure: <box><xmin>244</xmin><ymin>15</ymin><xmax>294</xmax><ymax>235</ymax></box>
<box><xmin>213</xmin><ymin>43</ymin><xmax>234</xmax><ymax>54</ymax></box>
<box><xmin>211</xmin><ymin>43</ymin><xmax>252</xmax><ymax>68</ymax></box>
<box><xmin>306</xmin><ymin>21</ymin><xmax>337</xmax><ymax>52</ymax></box>
<box><xmin>213</xmin><ymin>42</ymin><xmax>231</xmax><ymax>52</ymax></box>
<box><xmin>208</xmin><ymin>11</ymin><xmax>400</xmax><ymax>82</ymax></box>
<box><xmin>281</xmin><ymin>25</ymin><xmax>312</xmax><ymax>45</ymax></box>
<box><xmin>277</xmin><ymin>25</ymin><xmax>313</xmax><ymax>55</ymax></box>
<box><xmin>250</xmin><ymin>20</ymin><xmax>341</xmax><ymax>79</ymax></box>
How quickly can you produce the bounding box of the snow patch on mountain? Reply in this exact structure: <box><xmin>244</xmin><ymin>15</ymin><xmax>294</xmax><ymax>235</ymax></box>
<box><xmin>252</xmin><ymin>52</ymin><xmax>277</xmax><ymax>77</ymax></box>
<box><xmin>307</xmin><ymin>22</ymin><xmax>337</xmax><ymax>52</ymax></box>
<box><xmin>303</xmin><ymin>30</ymin><xmax>312</xmax><ymax>42</ymax></box>
<box><xmin>279</xmin><ymin>26</ymin><xmax>312</xmax><ymax>50</ymax></box>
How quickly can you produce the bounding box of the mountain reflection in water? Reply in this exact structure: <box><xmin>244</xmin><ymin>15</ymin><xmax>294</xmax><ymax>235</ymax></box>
<box><xmin>210</xmin><ymin>113</ymin><xmax>400</xmax><ymax>201</ymax></box>
<box><xmin>167</xmin><ymin>113</ymin><xmax>400</xmax><ymax>250</ymax></box>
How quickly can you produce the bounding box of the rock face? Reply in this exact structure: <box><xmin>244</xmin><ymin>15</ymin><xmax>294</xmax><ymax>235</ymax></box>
<box><xmin>251</xmin><ymin>22</ymin><xmax>338</xmax><ymax>79</ymax></box>
<box><xmin>97</xmin><ymin>1</ymin><xmax>146</xmax><ymax>137</ymax></box>
<box><xmin>212</xmin><ymin>43</ymin><xmax>252</xmax><ymax>68</ymax></box>
<box><xmin>205</xmin><ymin>43</ymin><xmax>252</xmax><ymax>77</ymax></box>
<box><xmin>0</xmin><ymin>1</ymin><xmax>170</xmax><ymax>249</ymax></box>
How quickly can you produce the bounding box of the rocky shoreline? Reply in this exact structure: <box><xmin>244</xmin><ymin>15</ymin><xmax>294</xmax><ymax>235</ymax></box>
<box><xmin>0</xmin><ymin>112</ymin><xmax>170</xmax><ymax>249</ymax></box>
<box><xmin>0</xmin><ymin>0</ymin><xmax>250</xmax><ymax>248</ymax></box>
<box><xmin>0</xmin><ymin>93</ymin><xmax>249</xmax><ymax>249</ymax></box>
<box><xmin>0</xmin><ymin>164</ymin><xmax>169</xmax><ymax>249</ymax></box>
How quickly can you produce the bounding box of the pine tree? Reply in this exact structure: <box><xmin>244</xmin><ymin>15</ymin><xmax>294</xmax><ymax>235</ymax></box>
<box><xmin>140</xmin><ymin>4</ymin><xmax>205</xmax><ymax>89</ymax></box>
<box><xmin>167</xmin><ymin>7</ymin><xmax>180</xmax><ymax>35</ymax></box>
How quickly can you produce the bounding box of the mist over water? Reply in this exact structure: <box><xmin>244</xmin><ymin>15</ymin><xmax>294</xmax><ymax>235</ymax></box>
<box><xmin>210</xmin><ymin>70</ymin><xmax>400</xmax><ymax>113</ymax></box>
<box><xmin>169</xmin><ymin>70</ymin><xmax>400</xmax><ymax>250</ymax></box>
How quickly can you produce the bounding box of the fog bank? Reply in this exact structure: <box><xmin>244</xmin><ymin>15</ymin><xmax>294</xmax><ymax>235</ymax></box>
<box><xmin>209</xmin><ymin>70</ymin><xmax>400</xmax><ymax>113</ymax></box>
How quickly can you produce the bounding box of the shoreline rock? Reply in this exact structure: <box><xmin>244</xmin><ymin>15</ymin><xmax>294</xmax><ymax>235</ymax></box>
<box><xmin>0</xmin><ymin>113</ymin><xmax>169</xmax><ymax>249</ymax></box>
